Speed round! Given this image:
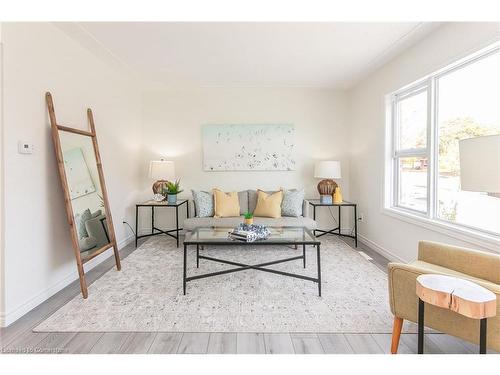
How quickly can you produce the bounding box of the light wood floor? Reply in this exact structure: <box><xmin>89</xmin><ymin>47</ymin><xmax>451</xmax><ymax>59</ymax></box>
<box><xmin>0</xmin><ymin>236</ymin><xmax>493</xmax><ymax>354</ymax></box>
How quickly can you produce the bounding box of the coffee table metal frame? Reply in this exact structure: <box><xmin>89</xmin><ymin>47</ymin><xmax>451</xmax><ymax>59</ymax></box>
<box><xmin>183</xmin><ymin>227</ymin><xmax>322</xmax><ymax>296</ymax></box>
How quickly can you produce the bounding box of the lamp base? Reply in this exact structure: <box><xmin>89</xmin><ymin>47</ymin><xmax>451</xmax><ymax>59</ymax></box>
<box><xmin>320</xmin><ymin>195</ymin><xmax>333</xmax><ymax>204</ymax></box>
<box><xmin>317</xmin><ymin>179</ymin><xmax>338</xmax><ymax>196</ymax></box>
<box><xmin>152</xmin><ymin>180</ymin><xmax>168</xmax><ymax>195</ymax></box>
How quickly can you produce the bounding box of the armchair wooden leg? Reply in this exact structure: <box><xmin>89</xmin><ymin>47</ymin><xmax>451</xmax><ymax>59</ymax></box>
<box><xmin>391</xmin><ymin>316</ymin><xmax>404</xmax><ymax>354</ymax></box>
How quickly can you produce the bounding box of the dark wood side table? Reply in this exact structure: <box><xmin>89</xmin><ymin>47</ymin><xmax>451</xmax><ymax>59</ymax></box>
<box><xmin>308</xmin><ymin>199</ymin><xmax>358</xmax><ymax>247</ymax></box>
<box><xmin>135</xmin><ymin>199</ymin><xmax>189</xmax><ymax>248</ymax></box>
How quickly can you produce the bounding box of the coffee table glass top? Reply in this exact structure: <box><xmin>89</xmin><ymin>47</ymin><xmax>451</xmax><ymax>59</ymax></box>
<box><xmin>185</xmin><ymin>226</ymin><xmax>318</xmax><ymax>244</ymax></box>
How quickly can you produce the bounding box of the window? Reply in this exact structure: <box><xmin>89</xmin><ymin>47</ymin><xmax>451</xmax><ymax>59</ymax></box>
<box><xmin>387</xmin><ymin>43</ymin><xmax>500</xmax><ymax>238</ymax></box>
<box><xmin>392</xmin><ymin>87</ymin><xmax>429</xmax><ymax>213</ymax></box>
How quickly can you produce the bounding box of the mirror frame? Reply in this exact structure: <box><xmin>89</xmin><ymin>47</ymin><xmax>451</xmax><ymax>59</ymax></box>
<box><xmin>46</xmin><ymin>92</ymin><xmax>121</xmax><ymax>299</ymax></box>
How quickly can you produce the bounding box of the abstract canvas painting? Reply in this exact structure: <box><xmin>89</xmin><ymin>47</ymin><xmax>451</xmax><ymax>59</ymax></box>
<box><xmin>202</xmin><ymin>124</ymin><xmax>295</xmax><ymax>171</ymax></box>
<box><xmin>63</xmin><ymin>147</ymin><xmax>96</xmax><ymax>199</ymax></box>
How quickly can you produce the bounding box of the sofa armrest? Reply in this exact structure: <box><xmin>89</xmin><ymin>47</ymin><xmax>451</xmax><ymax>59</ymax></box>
<box><xmin>188</xmin><ymin>199</ymin><xmax>197</xmax><ymax>218</ymax></box>
<box><xmin>302</xmin><ymin>199</ymin><xmax>309</xmax><ymax>218</ymax></box>
<box><xmin>418</xmin><ymin>241</ymin><xmax>500</xmax><ymax>284</ymax></box>
<box><xmin>84</xmin><ymin>214</ymin><xmax>109</xmax><ymax>248</ymax></box>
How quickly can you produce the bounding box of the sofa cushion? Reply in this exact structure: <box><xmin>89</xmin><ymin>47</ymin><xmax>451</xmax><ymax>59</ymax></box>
<box><xmin>281</xmin><ymin>188</ymin><xmax>305</xmax><ymax>217</ymax></box>
<box><xmin>248</xmin><ymin>189</ymin><xmax>279</xmax><ymax>213</ymax></box>
<box><xmin>253</xmin><ymin>190</ymin><xmax>283</xmax><ymax>218</ymax></box>
<box><xmin>409</xmin><ymin>260</ymin><xmax>500</xmax><ymax>288</ymax></box>
<box><xmin>248</xmin><ymin>189</ymin><xmax>258</xmax><ymax>213</ymax></box>
<box><xmin>76</xmin><ymin>209</ymin><xmax>92</xmax><ymax>239</ymax></box>
<box><xmin>84</xmin><ymin>213</ymin><xmax>110</xmax><ymax>248</ymax></box>
<box><xmin>183</xmin><ymin>215</ymin><xmax>317</xmax><ymax>231</ymax></box>
<box><xmin>191</xmin><ymin>190</ymin><xmax>214</xmax><ymax>217</ymax></box>
<box><xmin>253</xmin><ymin>216</ymin><xmax>316</xmax><ymax>230</ymax></box>
<box><xmin>213</xmin><ymin>189</ymin><xmax>240</xmax><ymax>217</ymax></box>
<box><xmin>237</xmin><ymin>190</ymin><xmax>249</xmax><ymax>214</ymax></box>
<box><xmin>79</xmin><ymin>236</ymin><xmax>97</xmax><ymax>252</ymax></box>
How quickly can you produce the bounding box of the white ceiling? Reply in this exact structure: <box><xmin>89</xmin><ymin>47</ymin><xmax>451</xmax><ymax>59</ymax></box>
<box><xmin>69</xmin><ymin>22</ymin><xmax>440</xmax><ymax>89</ymax></box>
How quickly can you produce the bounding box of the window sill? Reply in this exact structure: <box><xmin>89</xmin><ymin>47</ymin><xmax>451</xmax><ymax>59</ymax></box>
<box><xmin>382</xmin><ymin>207</ymin><xmax>500</xmax><ymax>254</ymax></box>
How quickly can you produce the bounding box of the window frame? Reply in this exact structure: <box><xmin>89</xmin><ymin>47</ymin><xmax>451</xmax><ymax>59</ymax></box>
<box><xmin>385</xmin><ymin>42</ymin><xmax>500</xmax><ymax>248</ymax></box>
<box><xmin>391</xmin><ymin>82</ymin><xmax>431</xmax><ymax>215</ymax></box>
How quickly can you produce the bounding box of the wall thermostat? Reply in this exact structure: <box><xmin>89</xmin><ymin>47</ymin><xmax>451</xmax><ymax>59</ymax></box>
<box><xmin>18</xmin><ymin>141</ymin><xmax>35</xmax><ymax>154</ymax></box>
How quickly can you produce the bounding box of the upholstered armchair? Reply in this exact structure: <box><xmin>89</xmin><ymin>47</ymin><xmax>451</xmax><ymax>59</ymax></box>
<box><xmin>388</xmin><ymin>240</ymin><xmax>500</xmax><ymax>353</ymax></box>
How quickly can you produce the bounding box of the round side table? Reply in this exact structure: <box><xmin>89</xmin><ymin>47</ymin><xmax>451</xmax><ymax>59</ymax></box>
<box><xmin>416</xmin><ymin>274</ymin><xmax>497</xmax><ymax>354</ymax></box>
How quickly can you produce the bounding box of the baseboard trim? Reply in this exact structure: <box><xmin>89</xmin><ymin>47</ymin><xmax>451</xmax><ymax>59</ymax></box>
<box><xmin>358</xmin><ymin>233</ymin><xmax>406</xmax><ymax>263</ymax></box>
<box><xmin>0</xmin><ymin>234</ymin><xmax>134</xmax><ymax>327</ymax></box>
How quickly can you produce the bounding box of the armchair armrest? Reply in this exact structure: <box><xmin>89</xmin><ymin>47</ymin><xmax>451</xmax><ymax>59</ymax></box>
<box><xmin>418</xmin><ymin>241</ymin><xmax>500</xmax><ymax>284</ymax></box>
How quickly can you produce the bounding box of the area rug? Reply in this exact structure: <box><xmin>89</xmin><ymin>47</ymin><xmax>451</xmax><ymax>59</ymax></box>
<box><xmin>35</xmin><ymin>236</ymin><xmax>407</xmax><ymax>333</ymax></box>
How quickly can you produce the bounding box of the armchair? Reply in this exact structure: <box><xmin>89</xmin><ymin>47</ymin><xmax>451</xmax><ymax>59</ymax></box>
<box><xmin>388</xmin><ymin>240</ymin><xmax>500</xmax><ymax>353</ymax></box>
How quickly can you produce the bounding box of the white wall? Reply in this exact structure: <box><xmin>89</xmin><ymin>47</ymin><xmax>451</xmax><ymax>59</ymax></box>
<box><xmin>0</xmin><ymin>23</ymin><xmax>143</xmax><ymax>326</ymax></box>
<box><xmin>348</xmin><ymin>22</ymin><xmax>500</xmax><ymax>262</ymax></box>
<box><xmin>0</xmin><ymin>23</ymin><xmax>5</xmax><ymax>323</ymax></box>
<box><xmin>140</xmin><ymin>88</ymin><xmax>351</xmax><ymax>231</ymax></box>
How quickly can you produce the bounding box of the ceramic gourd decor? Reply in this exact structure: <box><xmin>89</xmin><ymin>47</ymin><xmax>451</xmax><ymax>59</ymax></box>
<box><xmin>333</xmin><ymin>186</ymin><xmax>343</xmax><ymax>204</ymax></box>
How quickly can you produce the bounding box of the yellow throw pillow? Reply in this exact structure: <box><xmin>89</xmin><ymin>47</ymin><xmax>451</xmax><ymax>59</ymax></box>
<box><xmin>253</xmin><ymin>190</ymin><xmax>283</xmax><ymax>218</ymax></box>
<box><xmin>213</xmin><ymin>189</ymin><xmax>241</xmax><ymax>217</ymax></box>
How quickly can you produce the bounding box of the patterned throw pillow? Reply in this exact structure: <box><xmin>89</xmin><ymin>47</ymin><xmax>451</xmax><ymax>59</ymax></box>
<box><xmin>191</xmin><ymin>190</ymin><xmax>214</xmax><ymax>217</ymax></box>
<box><xmin>281</xmin><ymin>188</ymin><xmax>305</xmax><ymax>217</ymax></box>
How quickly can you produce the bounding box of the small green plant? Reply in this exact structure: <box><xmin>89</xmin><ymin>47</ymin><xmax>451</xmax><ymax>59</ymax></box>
<box><xmin>162</xmin><ymin>179</ymin><xmax>183</xmax><ymax>195</ymax></box>
<box><xmin>243</xmin><ymin>212</ymin><xmax>253</xmax><ymax>219</ymax></box>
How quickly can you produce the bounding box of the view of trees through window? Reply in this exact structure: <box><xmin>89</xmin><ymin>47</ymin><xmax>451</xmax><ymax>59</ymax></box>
<box><xmin>436</xmin><ymin>50</ymin><xmax>500</xmax><ymax>233</ymax></box>
<box><xmin>390</xmin><ymin>45</ymin><xmax>500</xmax><ymax>235</ymax></box>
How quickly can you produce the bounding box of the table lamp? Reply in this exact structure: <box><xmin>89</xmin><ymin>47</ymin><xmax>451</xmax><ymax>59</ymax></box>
<box><xmin>149</xmin><ymin>159</ymin><xmax>175</xmax><ymax>195</ymax></box>
<box><xmin>459</xmin><ymin>135</ymin><xmax>500</xmax><ymax>197</ymax></box>
<box><xmin>314</xmin><ymin>160</ymin><xmax>342</xmax><ymax>204</ymax></box>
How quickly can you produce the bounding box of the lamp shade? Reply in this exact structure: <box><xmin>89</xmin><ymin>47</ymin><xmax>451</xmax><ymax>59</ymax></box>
<box><xmin>314</xmin><ymin>161</ymin><xmax>341</xmax><ymax>179</ymax></box>
<box><xmin>149</xmin><ymin>160</ymin><xmax>175</xmax><ymax>181</ymax></box>
<box><xmin>459</xmin><ymin>135</ymin><xmax>500</xmax><ymax>193</ymax></box>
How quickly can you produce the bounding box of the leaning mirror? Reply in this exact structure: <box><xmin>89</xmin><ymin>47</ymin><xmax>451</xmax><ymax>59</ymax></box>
<box><xmin>46</xmin><ymin>92</ymin><xmax>121</xmax><ymax>298</ymax></box>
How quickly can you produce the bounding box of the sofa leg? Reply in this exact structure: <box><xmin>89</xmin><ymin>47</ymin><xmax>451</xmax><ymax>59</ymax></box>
<box><xmin>391</xmin><ymin>316</ymin><xmax>404</xmax><ymax>354</ymax></box>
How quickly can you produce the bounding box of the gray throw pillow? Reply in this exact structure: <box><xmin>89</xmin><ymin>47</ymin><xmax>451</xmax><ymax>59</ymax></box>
<box><xmin>77</xmin><ymin>209</ymin><xmax>92</xmax><ymax>239</ymax></box>
<box><xmin>281</xmin><ymin>188</ymin><xmax>305</xmax><ymax>217</ymax></box>
<box><xmin>191</xmin><ymin>190</ymin><xmax>214</xmax><ymax>217</ymax></box>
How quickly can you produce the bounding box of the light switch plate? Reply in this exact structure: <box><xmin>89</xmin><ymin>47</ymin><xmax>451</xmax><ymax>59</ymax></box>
<box><xmin>18</xmin><ymin>141</ymin><xmax>35</xmax><ymax>154</ymax></box>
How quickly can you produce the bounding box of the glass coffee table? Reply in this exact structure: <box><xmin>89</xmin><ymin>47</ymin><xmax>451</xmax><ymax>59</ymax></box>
<box><xmin>183</xmin><ymin>226</ymin><xmax>322</xmax><ymax>296</ymax></box>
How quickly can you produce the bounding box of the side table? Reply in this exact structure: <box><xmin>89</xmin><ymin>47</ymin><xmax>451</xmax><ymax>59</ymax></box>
<box><xmin>135</xmin><ymin>199</ymin><xmax>189</xmax><ymax>248</ymax></box>
<box><xmin>416</xmin><ymin>274</ymin><xmax>497</xmax><ymax>354</ymax></box>
<box><xmin>308</xmin><ymin>199</ymin><xmax>358</xmax><ymax>247</ymax></box>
